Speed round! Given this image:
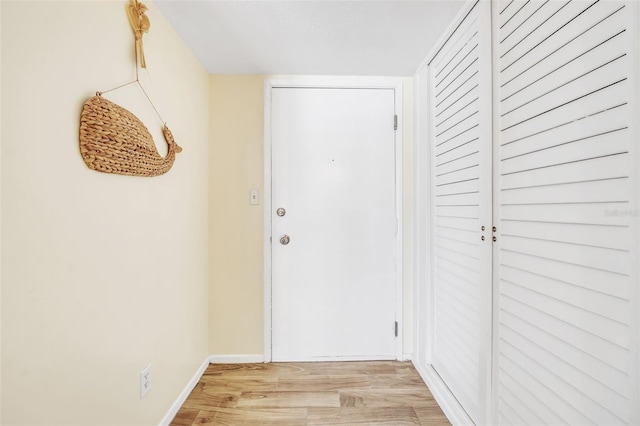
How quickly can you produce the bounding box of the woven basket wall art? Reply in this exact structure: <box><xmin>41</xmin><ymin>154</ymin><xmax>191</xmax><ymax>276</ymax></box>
<box><xmin>79</xmin><ymin>94</ymin><xmax>182</xmax><ymax>177</ymax></box>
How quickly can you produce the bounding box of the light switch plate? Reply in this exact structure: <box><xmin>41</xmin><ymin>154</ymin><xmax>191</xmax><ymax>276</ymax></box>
<box><xmin>250</xmin><ymin>189</ymin><xmax>259</xmax><ymax>205</ymax></box>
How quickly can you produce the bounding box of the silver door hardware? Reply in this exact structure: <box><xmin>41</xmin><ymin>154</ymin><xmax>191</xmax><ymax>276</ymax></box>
<box><xmin>276</xmin><ymin>208</ymin><xmax>286</xmax><ymax>217</ymax></box>
<box><xmin>280</xmin><ymin>235</ymin><xmax>290</xmax><ymax>245</ymax></box>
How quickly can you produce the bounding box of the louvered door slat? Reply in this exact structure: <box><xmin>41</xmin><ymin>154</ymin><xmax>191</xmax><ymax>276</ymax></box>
<box><xmin>500</xmin><ymin>309</ymin><xmax>631</xmax><ymax>393</ymax></box>
<box><xmin>501</xmin><ymin>131</ymin><xmax>629</xmax><ymax>175</ymax></box>
<box><xmin>502</xmin><ymin>19</ymin><xmax>627</xmax><ymax>103</ymax></box>
<box><xmin>498</xmin><ymin>378</ymin><xmax>550</xmax><ymax>425</ymax></box>
<box><xmin>501</xmin><ymin>1</ymin><xmax>623</xmax><ymax>85</ymax></box>
<box><xmin>501</xmin><ymin>155</ymin><xmax>630</xmax><ymax>189</ymax></box>
<box><xmin>436</xmin><ymin>136</ymin><xmax>479</xmax><ymax>161</ymax></box>
<box><xmin>498</xmin><ymin>236</ymin><xmax>627</xmax><ymax>275</ymax></box>
<box><xmin>500</xmin><ymin>220</ymin><xmax>630</xmax><ymax>250</ymax></box>
<box><xmin>501</xmin><ymin>16</ymin><xmax>627</xmax><ymax>110</ymax></box>
<box><xmin>436</xmin><ymin>34</ymin><xmax>479</xmax><ymax>90</ymax></box>
<box><xmin>500</xmin><ymin>266</ymin><xmax>628</xmax><ymax>322</ymax></box>
<box><xmin>500</xmin><ymin>61</ymin><xmax>627</xmax><ymax>129</ymax></box>
<box><xmin>501</xmin><ymin>50</ymin><xmax>627</xmax><ymax>120</ymax></box>
<box><xmin>500</xmin><ymin>329</ymin><xmax>630</xmax><ymax>421</ymax></box>
<box><xmin>501</xmin><ymin>178</ymin><xmax>630</xmax><ymax>206</ymax></box>
<box><xmin>500</xmin><ymin>250</ymin><xmax>630</xmax><ymax>299</ymax></box>
<box><xmin>500</xmin><ymin>295</ymin><xmax>629</xmax><ymax>371</ymax></box>
<box><xmin>501</xmin><ymin>106</ymin><xmax>627</xmax><ymax>159</ymax></box>
<box><xmin>495</xmin><ymin>2</ymin><xmax>635</xmax><ymax>423</ymax></box>
<box><xmin>501</xmin><ymin>82</ymin><xmax>627</xmax><ymax>143</ymax></box>
<box><xmin>501</xmin><ymin>279</ymin><xmax>628</xmax><ymax>344</ymax></box>
<box><xmin>501</xmin><ymin>202</ymin><xmax>631</xmax><ymax>226</ymax></box>
<box><xmin>436</xmin><ymin>226</ymin><xmax>481</xmax><ymax>245</ymax></box>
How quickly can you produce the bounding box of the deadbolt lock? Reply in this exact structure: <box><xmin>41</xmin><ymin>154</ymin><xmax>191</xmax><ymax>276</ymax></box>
<box><xmin>276</xmin><ymin>208</ymin><xmax>286</xmax><ymax>217</ymax></box>
<box><xmin>280</xmin><ymin>235</ymin><xmax>290</xmax><ymax>245</ymax></box>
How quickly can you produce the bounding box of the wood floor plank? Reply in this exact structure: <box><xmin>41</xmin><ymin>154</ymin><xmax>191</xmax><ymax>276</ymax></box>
<box><xmin>395</xmin><ymin>362</ymin><xmax>424</xmax><ymax>375</ymax></box>
<box><xmin>200</xmin><ymin>376</ymin><xmax>278</xmax><ymax>393</ymax></box>
<box><xmin>277</xmin><ymin>375</ymin><xmax>370</xmax><ymax>391</ymax></box>
<box><xmin>414</xmin><ymin>406</ymin><xmax>451</xmax><ymax>425</ymax></box>
<box><xmin>307</xmin><ymin>407</ymin><xmax>421</xmax><ymax>425</ymax></box>
<box><xmin>340</xmin><ymin>389</ymin><xmax>434</xmax><ymax>408</ymax></box>
<box><xmin>293</xmin><ymin>361</ymin><xmax>397</xmax><ymax>376</ymax></box>
<box><xmin>369</xmin><ymin>373</ymin><xmax>431</xmax><ymax>390</ymax></box>
<box><xmin>208</xmin><ymin>363</ymin><xmax>309</xmax><ymax>377</ymax></box>
<box><xmin>339</xmin><ymin>389</ymin><xmax>437</xmax><ymax>408</ymax></box>
<box><xmin>171</xmin><ymin>361</ymin><xmax>450</xmax><ymax>425</ymax></box>
<box><xmin>180</xmin><ymin>390</ymin><xmax>239</xmax><ymax>411</ymax></box>
<box><xmin>168</xmin><ymin>407</ymin><xmax>199</xmax><ymax>426</ymax></box>
<box><xmin>194</xmin><ymin>408</ymin><xmax>308</xmax><ymax>426</ymax></box>
<box><xmin>237</xmin><ymin>391</ymin><xmax>341</xmax><ymax>408</ymax></box>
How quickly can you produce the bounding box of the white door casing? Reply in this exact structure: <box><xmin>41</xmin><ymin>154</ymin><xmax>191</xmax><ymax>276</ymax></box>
<box><xmin>264</xmin><ymin>78</ymin><xmax>404</xmax><ymax>362</ymax></box>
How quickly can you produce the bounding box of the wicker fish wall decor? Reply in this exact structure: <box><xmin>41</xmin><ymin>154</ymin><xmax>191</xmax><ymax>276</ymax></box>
<box><xmin>80</xmin><ymin>95</ymin><xmax>181</xmax><ymax>177</ymax></box>
<box><xmin>79</xmin><ymin>0</ymin><xmax>181</xmax><ymax>177</ymax></box>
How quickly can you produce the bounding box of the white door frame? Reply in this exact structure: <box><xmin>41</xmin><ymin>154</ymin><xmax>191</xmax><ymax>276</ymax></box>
<box><xmin>263</xmin><ymin>76</ymin><xmax>404</xmax><ymax>362</ymax></box>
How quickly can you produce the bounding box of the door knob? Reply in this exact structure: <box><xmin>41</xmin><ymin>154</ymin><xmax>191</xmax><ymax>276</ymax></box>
<box><xmin>276</xmin><ymin>208</ymin><xmax>286</xmax><ymax>217</ymax></box>
<box><xmin>280</xmin><ymin>235</ymin><xmax>290</xmax><ymax>245</ymax></box>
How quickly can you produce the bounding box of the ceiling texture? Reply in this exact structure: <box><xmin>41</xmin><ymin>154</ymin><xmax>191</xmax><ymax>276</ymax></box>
<box><xmin>155</xmin><ymin>0</ymin><xmax>465</xmax><ymax>76</ymax></box>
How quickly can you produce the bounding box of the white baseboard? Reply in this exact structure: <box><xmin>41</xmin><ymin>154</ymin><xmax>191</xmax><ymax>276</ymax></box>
<box><xmin>413</xmin><ymin>360</ymin><xmax>474</xmax><ymax>426</ymax></box>
<box><xmin>159</xmin><ymin>356</ymin><xmax>211</xmax><ymax>426</ymax></box>
<box><xmin>210</xmin><ymin>354</ymin><xmax>265</xmax><ymax>364</ymax></box>
<box><xmin>403</xmin><ymin>352</ymin><xmax>413</xmax><ymax>361</ymax></box>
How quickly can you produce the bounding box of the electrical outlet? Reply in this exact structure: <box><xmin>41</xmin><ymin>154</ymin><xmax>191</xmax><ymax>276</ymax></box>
<box><xmin>140</xmin><ymin>364</ymin><xmax>152</xmax><ymax>399</ymax></box>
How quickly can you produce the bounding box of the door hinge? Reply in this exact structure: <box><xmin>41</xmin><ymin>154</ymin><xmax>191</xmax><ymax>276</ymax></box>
<box><xmin>394</xmin><ymin>115</ymin><xmax>398</xmax><ymax>131</ymax></box>
<box><xmin>394</xmin><ymin>321</ymin><xmax>398</xmax><ymax>337</ymax></box>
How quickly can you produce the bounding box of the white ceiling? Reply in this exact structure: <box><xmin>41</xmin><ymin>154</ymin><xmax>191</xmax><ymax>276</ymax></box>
<box><xmin>155</xmin><ymin>0</ymin><xmax>465</xmax><ymax>76</ymax></box>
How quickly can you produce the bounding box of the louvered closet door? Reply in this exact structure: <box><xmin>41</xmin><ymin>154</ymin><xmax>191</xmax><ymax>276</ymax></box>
<box><xmin>494</xmin><ymin>1</ymin><xmax>637</xmax><ymax>424</ymax></box>
<box><xmin>429</xmin><ymin>1</ymin><xmax>492</xmax><ymax>423</ymax></box>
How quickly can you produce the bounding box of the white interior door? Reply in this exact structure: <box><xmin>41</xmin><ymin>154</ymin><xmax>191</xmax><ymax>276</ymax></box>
<box><xmin>270</xmin><ymin>87</ymin><xmax>398</xmax><ymax>362</ymax></box>
<box><xmin>427</xmin><ymin>1</ymin><xmax>493</xmax><ymax>424</ymax></box>
<box><xmin>494</xmin><ymin>1</ymin><xmax>638</xmax><ymax>424</ymax></box>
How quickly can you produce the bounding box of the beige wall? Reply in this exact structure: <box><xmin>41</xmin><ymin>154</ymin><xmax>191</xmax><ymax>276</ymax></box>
<box><xmin>209</xmin><ymin>75</ymin><xmax>265</xmax><ymax>355</ymax></box>
<box><xmin>1</xmin><ymin>1</ymin><xmax>210</xmax><ymax>425</ymax></box>
<box><xmin>208</xmin><ymin>75</ymin><xmax>415</xmax><ymax>357</ymax></box>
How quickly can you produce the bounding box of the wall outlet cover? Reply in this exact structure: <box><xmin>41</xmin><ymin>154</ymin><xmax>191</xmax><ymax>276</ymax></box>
<box><xmin>140</xmin><ymin>364</ymin><xmax>152</xmax><ymax>399</ymax></box>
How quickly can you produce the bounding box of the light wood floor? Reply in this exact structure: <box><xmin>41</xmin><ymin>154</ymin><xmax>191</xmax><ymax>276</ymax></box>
<box><xmin>170</xmin><ymin>361</ymin><xmax>450</xmax><ymax>425</ymax></box>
